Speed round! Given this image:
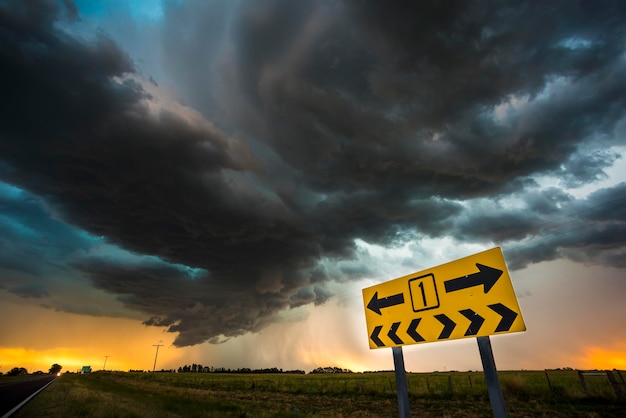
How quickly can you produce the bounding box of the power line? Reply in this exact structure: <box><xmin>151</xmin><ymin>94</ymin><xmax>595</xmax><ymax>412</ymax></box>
<box><xmin>525</xmin><ymin>193</ymin><xmax>626</xmax><ymax>238</ymax></box>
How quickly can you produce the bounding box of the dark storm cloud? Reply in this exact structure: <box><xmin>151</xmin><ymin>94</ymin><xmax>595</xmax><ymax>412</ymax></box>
<box><xmin>0</xmin><ymin>181</ymin><xmax>95</xmax><ymax>297</ymax></box>
<box><xmin>72</xmin><ymin>244</ymin><xmax>332</xmax><ymax>347</ymax></box>
<box><xmin>1</xmin><ymin>0</ymin><xmax>625</xmax><ymax>346</ymax></box>
<box><xmin>558</xmin><ymin>150</ymin><xmax>621</xmax><ymax>189</ymax></box>
<box><xmin>503</xmin><ymin>183</ymin><xmax>626</xmax><ymax>269</ymax></box>
<box><xmin>10</xmin><ymin>282</ymin><xmax>49</xmax><ymax>299</ymax></box>
<box><xmin>201</xmin><ymin>0</ymin><xmax>626</xmax><ymax>199</ymax></box>
<box><xmin>0</xmin><ymin>0</ymin><xmax>327</xmax><ymax>346</ymax></box>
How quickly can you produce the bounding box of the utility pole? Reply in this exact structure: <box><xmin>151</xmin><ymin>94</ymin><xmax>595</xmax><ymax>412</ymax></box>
<box><xmin>152</xmin><ymin>344</ymin><xmax>163</xmax><ymax>372</ymax></box>
<box><xmin>103</xmin><ymin>356</ymin><xmax>109</xmax><ymax>371</ymax></box>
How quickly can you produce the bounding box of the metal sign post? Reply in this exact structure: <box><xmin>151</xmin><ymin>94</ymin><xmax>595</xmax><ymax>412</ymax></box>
<box><xmin>477</xmin><ymin>336</ymin><xmax>508</xmax><ymax>418</ymax></box>
<box><xmin>392</xmin><ymin>347</ymin><xmax>410</xmax><ymax>418</ymax></box>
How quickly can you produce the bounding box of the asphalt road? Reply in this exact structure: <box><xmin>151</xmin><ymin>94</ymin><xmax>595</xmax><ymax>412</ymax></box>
<box><xmin>0</xmin><ymin>375</ymin><xmax>56</xmax><ymax>417</ymax></box>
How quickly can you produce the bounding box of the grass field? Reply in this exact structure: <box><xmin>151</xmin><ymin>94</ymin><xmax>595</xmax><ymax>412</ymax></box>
<box><xmin>14</xmin><ymin>370</ymin><xmax>626</xmax><ymax>417</ymax></box>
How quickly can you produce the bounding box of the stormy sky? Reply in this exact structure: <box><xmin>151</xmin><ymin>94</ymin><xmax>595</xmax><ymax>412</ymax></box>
<box><xmin>1</xmin><ymin>0</ymin><xmax>625</xmax><ymax>371</ymax></box>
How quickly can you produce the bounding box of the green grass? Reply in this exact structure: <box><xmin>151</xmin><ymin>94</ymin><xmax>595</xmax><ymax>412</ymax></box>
<box><xmin>14</xmin><ymin>370</ymin><xmax>626</xmax><ymax>417</ymax></box>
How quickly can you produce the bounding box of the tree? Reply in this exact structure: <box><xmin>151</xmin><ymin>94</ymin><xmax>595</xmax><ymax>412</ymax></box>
<box><xmin>49</xmin><ymin>364</ymin><xmax>62</xmax><ymax>375</ymax></box>
<box><xmin>7</xmin><ymin>367</ymin><xmax>27</xmax><ymax>376</ymax></box>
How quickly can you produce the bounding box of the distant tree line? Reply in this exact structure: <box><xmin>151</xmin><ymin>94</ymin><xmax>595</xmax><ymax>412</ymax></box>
<box><xmin>309</xmin><ymin>367</ymin><xmax>353</xmax><ymax>374</ymax></box>
<box><xmin>175</xmin><ymin>364</ymin><xmax>306</xmax><ymax>374</ymax></box>
<box><xmin>6</xmin><ymin>367</ymin><xmax>28</xmax><ymax>376</ymax></box>
<box><xmin>171</xmin><ymin>364</ymin><xmax>357</xmax><ymax>374</ymax></box>
<box><xmin>1</xmin><ymin>364</ymin><xmax>62</xmax><ymax>376</ymax></box>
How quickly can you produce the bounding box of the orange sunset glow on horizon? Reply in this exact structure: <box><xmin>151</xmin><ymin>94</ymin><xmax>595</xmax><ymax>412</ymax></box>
<box><xmin>581</xmin><ymin>346</ymin><xmax>626</xmax><ymax>371</ymax></box>
<box><xmin>2</xmin><ymin>258</ymin><xmax>626</xmax><ymax>376</ymax></box>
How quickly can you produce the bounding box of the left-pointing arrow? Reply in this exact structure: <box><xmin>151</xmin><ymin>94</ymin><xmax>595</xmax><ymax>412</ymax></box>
<box><xmin>370</xmin><ymin>325</ymin><xmax>385</xmax><ymax>347</ymax></box>
<box><xmin>407</xmin><ymin>318</ymin><xmax>425</xmax><ymax>343</ymax></box>
<box><xmin>367</xmin><ymin>291</ymin><xmax>405</xmax><ymax>315</ymax></box>
<box><xmin>387</xmin><ymin>322</ymin><xmax>404</xmax><ymax>345</ymax></box>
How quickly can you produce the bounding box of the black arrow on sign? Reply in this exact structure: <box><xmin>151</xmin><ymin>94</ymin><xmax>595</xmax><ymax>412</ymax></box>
<box><xmin>367</xmin><ymin>291</ymin><xmax>405</xmax><ymax>315</ymax></box>
<box><xmin>459</xmin><ymin>309</ymin><xmax>485</xmax><ymax>336</ymax></box>
<box><xmin>370</xmin><ymin>325</ymin><xmax>385</xmax><ymax>347</ymax></box>
<box><xmin>388</xmin><ymin>322</ymin><xmax>404</xmax><ymax>345</ymax></box>
<box><xmin>435</xmin><ymin>314</ymin><xmax>456</xmax><ymax>339</ymax></box>
<box><xmin>488</xmin><ymin>303</ymin><xmax>518</xmax><ymax>332</ymax></box>
<box><xmin>407</xmin><ymin>318</ymin><xmax>425</xmax><ymax>343</ymax></box>
<box><xmin>443</xmin><ymin>263</ymin><xmax>503</xmax><ymax>294</ymax></box>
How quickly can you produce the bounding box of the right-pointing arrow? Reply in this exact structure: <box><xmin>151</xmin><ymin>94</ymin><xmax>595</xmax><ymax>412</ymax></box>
<box><xmin>444</xmin><ymin>263</ymin><xmax>502</xmax><ymax>294</ymax></box>
<box><xmin>488</xmin><ymin>303</ymin><xmax>518</xmax><ymax>332</ymax></box>
<box><xmin>459</xmin><ymin>309</ymin><xmax>485</xmax><ymax>336</ymax></box>
<box><xmin>370</xmin><ymin>325</ymin><xmax>385</xmax><ymax>347</ymax></box>
<box><xmin>435</xmin><ymin>314</ymin><xmax>456</xmax><ymax>339</ymax></box>
<box><xmin>407</xmin><ymin>318</ymin><xmax>425</xmax><ymax>343</ymax></box>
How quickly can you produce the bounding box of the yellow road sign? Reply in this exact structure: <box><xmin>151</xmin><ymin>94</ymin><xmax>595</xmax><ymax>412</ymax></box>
<box><xmin>362</xmin><ymin>247</ymin><xmax>526</xmax><ymax>349</ymax></box>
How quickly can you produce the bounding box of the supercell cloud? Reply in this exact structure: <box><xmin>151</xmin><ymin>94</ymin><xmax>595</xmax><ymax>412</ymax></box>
<box><xmin>0</xmin><ymin>0</ymin><xmax>625</xmax><ymax>346</ymax></box>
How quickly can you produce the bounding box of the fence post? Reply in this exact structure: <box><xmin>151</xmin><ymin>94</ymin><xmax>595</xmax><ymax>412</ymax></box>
<box><xmin>606</xmin><ymin>371</ymin><xmax>626</xmax><ymax>399</ymax></box>
<box><xmin>544</xmin><ymin>371</ymin><xmax>553</xmax><ymax>392</ymax></box>
<box><xmin>577</xmin><ymin>370</ymin><xmax>591</xmax><ymax>396</ymax></box>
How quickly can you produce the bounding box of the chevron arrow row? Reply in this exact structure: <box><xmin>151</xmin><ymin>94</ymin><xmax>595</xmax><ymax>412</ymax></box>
<box><xmin>443</xmin><ymin>263</ymin><xmax>503</xmax><ymax>294</ymax></box>
<box><xmin>388</xmin><ymin>322</ymin><xmax>404</xmax><ymax>344</ymax></box>
<box><xmin>459</xmin><ymin>309</ymin><xmax>485</xmax><ymax>336</ymax></box>
<box><xmin>435</xmin><ymin>313</ymin><xmax>456</xmax><ymax>339</ymax></box>
<box><xmin>407</xmin><ymin>318</ymin><xmax>425</xmax><ymax>343</ymax></box>
<box><xmin>488</xmin><ymin>303</ymin><xmax>518</xmax><ymax>332</ymax></box>
<box><xmin>370</xmin><ymin>325</ymin><xmax>385</xmax><ymax>347</ymax></box>
<box><xmin>367</xmin><ymin>291</ymin><xmax>405</xmax><ymax>315</ymax></box>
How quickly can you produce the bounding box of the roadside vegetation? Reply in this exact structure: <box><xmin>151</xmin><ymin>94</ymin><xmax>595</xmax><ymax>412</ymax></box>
<box><xmin>15</xmin><ymin>369</ymin><xmax>625</xmax><ymax>417</ymax></box>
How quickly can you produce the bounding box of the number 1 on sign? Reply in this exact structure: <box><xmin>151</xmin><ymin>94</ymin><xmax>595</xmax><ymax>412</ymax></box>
<box><xmin>409</xmin><ymin>274</ymin><xmax>440</xmax><ymax>312</ymax></box>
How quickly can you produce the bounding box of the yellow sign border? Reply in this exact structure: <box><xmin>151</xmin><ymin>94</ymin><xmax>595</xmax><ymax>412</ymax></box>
<box><xmin>362</xmin><ymin>247</ymin><xmax>525</xmax><ymax>349</ymax></box>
